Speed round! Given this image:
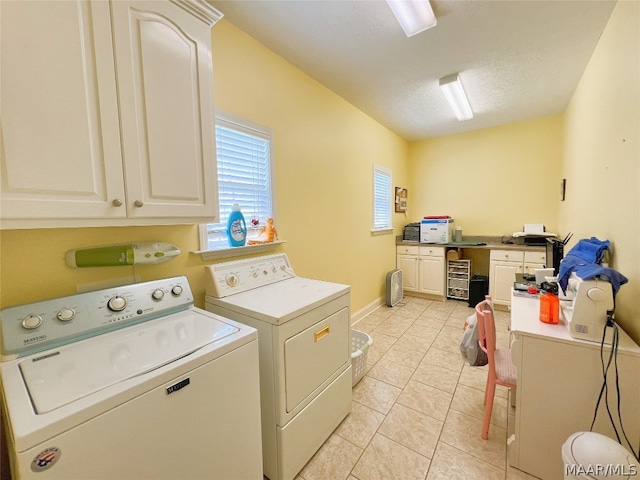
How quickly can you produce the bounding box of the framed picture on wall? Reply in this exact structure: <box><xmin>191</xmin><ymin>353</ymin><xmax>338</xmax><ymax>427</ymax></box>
<box><xmin>395</xmin><ymin>187</ymin><xmax>407</xmax><ymax>212</ymax></box>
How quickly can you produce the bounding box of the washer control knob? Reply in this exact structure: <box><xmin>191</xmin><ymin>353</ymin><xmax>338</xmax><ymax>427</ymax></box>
<box><xmin>152</xmin><ymin>289</ymin><xmax>165</xmax><ymax>300</ymax></box>
<box><xmin>57</xmin><ymin>308</ymin><xmax>75</xmax><ymax>322</ymax></box>
<box><xmin>22</xmin><ymin>315</ymin><xmax>43</xmax><ymax>330</ymax></box>
<box><xmin>108</xmin><ymin>295</ymin><xmax>127</xmax><ymax>312</ymax></box>
<box><xmin>171</xmin><ymin>285</ymin><xmax>183</xmax><ymax>296</ymax></box>
<box><xmin>225</xmin><ymin>274</ymin><xmax>239</xmax><ymax>287</ymax></box>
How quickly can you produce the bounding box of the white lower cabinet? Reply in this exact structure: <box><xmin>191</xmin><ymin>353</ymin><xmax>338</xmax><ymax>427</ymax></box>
<box><xmin>418</xmin><ymin>246</ymin><xmax>445</xmax><ymax>296</ymax></box>
<box><xmin>489</xmin><ymin>249</ymin><xmax>546</xmax><ymax>307</ymax></box>
<box><xmin>396</xmin><ymin>247</ymin><xmax>419</xmax><ymax>292</ymax></box>
<box><xmin>0</xmin><ymin>0</ymin><xmax>222</xmax><ymax>228</ymax></box>
<box><xmin>398</xmin><ymin>245</ymin><xmax>545</xmax><ymax>305</ymax></box>
<box><xmin>523</xmin><ymin>251</ymin><xmax>547</xmax><ymax>275</ymax></box>
<box><xmin>396</xmin><ymin>246</ymin><xmax>445</xmax><ymax>298</ymax></box>
<box><xmin>490</xmin><ymin>250</ymin><xmax>524</xmax><ymax>306</ymax></box>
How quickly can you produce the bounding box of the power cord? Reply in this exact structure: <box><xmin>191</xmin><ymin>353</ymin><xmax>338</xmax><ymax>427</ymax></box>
<box><xmin>589</xmin><ymin>311</ymin><xmax>640</xmax><ymax>461</ymax></box>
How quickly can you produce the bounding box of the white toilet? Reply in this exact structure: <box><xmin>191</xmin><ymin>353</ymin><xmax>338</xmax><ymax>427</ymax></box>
<box><xmin>562</xmin><ymin>431</ymin><xmax>638</xmax><ymax>479</ymax></box>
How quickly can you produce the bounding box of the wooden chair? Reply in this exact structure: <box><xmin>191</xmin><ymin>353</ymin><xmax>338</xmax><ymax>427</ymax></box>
<box><xmin>475</xmin><ymin>296</ymin><xmax>517</xmax><ymax>440</ymax></box>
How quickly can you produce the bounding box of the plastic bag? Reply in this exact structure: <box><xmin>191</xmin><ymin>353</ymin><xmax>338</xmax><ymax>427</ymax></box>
<box><xmin>460</xmin><ymin>313</ymin><xmax>488</xmax><ymax>366</ymax></box>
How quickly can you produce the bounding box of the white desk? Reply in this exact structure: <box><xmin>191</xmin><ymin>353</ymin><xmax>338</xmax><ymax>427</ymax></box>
<box><xmin>509</xmin><ymin>291</ymin><xmax>640</xmax><ymax>480</ymax></box>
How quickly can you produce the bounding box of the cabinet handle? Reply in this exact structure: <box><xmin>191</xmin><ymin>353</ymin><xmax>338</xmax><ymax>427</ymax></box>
<box><xmin>314</xmin><ymin>326</ymin><xmax>330</xmax><ymax>343</ymax></box>
<box><xmin>134</xmin><ymin>200</ymin><xmax>144</xmax><ymax>208</ymax></box>
<box><xmin>112</xmin><ymin>199</ymin><xmax>123</xmax><ymax>207</ymax></box>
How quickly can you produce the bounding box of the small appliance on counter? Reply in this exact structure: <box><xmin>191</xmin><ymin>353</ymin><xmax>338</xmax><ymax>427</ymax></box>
<box><xmin>420</xmin><ymin>216</ymin><xmax>454</xmax><ymax>243</ymax></box>
<box><xmin>560</xmin><ymin>272</ymin><xmax>614</xmax><ymax>342</ymax></box>
<box><xmin>512</xmin><ymin>223</ymin><xmax>557</xmax><ymax>246</ymax></box>
<box><xmin>403</xmin><ymin>222</ymin><xmax>420</xmax><ymax>241</ymax></box>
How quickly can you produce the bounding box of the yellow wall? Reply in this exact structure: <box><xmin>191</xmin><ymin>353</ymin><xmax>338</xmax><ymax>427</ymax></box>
<box><xmin>0</xmin><ymin>20</ymin><xmax>409</xmax><ymax>316</ymax></box>
<box><xmin>561</xmin><ymin>0</ymin><xmax>640</xmax><ymax>342</ymax></box>
<box><xmin>210</xmin><ymin>20</ymin><xmax>409</xmax><ymax>313</ymax></box>
<box><xmin>408</xmin><ymin>115</ymin><xmax>563</xmax><ymax>236</ymax></box>
<box><xmin>0</xmin><ymin>225</ymin><xmax>211</xmax><ymax>305</ymax></box>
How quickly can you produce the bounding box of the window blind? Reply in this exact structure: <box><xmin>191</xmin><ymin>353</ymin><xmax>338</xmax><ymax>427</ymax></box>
<box><xmin>207</xmin><ymin>119</ymin><xmax>272</xmax><ymax>241</ymax></box>
<box><xmin>373</xmin><ymin>165</ymin><xmax>392</xmax><ymax>230</ymax></box>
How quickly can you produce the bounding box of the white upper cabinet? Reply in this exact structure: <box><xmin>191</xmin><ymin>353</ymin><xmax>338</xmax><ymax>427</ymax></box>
<box><xmin>1</xmin><ymin>1</ymin><xmax>125</xmax><ymax>223</ymax></box>
<box><xmin>111</xmin><ymin>1</ymin><xmax>219</xmax><ymax>220</ymax></box>
<box><xmin>0</xmin><ymin>0</ymin><xmax>222</xmax><ymax>229</ymax></box>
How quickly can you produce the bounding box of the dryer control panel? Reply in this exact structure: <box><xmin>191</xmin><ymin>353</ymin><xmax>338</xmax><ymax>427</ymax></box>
<box><xmin>0</xmin><ymin>276</ymin><xmax>193</xmax><ymax>360</ymax></box>
<box><xmin>205</xmin><ymin>253</ymin><xmax>295</xmax><ymax>298</ymax></box>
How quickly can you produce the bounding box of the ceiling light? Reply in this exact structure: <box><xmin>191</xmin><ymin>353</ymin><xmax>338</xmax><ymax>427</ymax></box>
<box><xmin>386</xmin><ymin>0</ymin><xmax>437</xmax><ymax>37</ymax></box>
<box><xmin>439</xmin><ymin>74</ymin><xmax>473</xmax><ymax>121</ymax></box>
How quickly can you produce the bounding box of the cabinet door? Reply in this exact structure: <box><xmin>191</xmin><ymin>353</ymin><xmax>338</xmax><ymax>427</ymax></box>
<box><xmin>523</xmin><ymin>262</ymin><xmax>545</xmax><ymax>275</ymax></box>
<box><xmin>523</xmin><ymin>252</ymin><xmax>546</xmax><ymax>275</ymax></box>
<box><xmin>397</xmin><ymin>255</ymin><xmax>418</xmax><ymax>292</ymax></box>
<box><xmin>1</xmin><ymin>1</ymin><xmax>126</xmax><ymax>222</ymax></box>
<box><xmin>490</xmin><ymin>261</ymin><xmax>523</xmax><ymax>305</ymax></box>
<box><xmin>111</xmin><ymin>1</ymin><xmax>218</xmax><ymax>219</ymax></box>
<box><xmin>418</xmin><ymin>256</ymin><xmax>445</xmax><ymax>296</ymax></box>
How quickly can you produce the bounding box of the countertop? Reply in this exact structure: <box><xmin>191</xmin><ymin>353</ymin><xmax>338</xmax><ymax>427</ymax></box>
<box><xmin>510</xmin><ymin>291</ymin><xmax>640</xmax><ymax>355</ymax></box>
<box><xmin>396</xmin><ymin>236</ymin><xmax>546</xmax><ymax>252</ymax></box>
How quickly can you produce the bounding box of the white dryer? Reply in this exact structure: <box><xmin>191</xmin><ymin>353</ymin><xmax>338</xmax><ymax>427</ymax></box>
<box><xmin>205</xmin><ymin>254</ymin><xmax>352</xmax><ymax>480</ymax></box>
<box><xmin>0</xmin><ymin>276</ymin><xmax>263</xmax><ymax>479</ymax></box>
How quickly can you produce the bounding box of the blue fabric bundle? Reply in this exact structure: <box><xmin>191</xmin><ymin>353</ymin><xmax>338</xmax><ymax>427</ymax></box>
<box><xmin>558</xmin><ymin>237</ymin><xmax>628</xmax><ymax>296</ymax></box>
<box><xmin>565</xmin><ymin>237</ymin><xmax>610</xmax><ymax>264</ymax></box>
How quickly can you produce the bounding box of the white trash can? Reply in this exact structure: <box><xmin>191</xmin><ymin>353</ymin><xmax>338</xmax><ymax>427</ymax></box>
<box><xmin>562</xmin><ymin>431</ymin><xmax>638</xmax><ymax>479</ymax></box>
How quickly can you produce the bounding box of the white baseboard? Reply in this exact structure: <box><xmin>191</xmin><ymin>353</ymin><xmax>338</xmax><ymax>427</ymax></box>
<box><xmin>351</xmin><ymin>296</ymin><xmax>385</xmax><ymax>326</ymax></box>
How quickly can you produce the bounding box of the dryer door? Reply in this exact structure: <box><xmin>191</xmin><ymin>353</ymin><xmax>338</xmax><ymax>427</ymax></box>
<box><xmin>284</xmin><ymin>307</ymin><xmax>349</xmax><ymax>412</ymax></box>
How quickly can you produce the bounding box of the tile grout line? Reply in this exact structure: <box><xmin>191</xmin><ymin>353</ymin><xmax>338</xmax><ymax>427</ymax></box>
<box><xmin>299</xmin><ymin>297</ymin><xmax>514</xmax><ymax>480</ymax></box>
<box><xmin>364</xmin><ymin>298</ymin><xmax>508</xmax><ymax>479</ymax></box>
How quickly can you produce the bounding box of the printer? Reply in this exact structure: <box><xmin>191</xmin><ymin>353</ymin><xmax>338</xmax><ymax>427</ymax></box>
<box><xmin>559</xmin><ymin>272</ymin><xmax>614</xmax><ymax>342</ymax></box>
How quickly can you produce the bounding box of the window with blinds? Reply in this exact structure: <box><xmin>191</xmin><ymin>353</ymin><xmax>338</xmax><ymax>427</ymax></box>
<box><xmin>203</xmin><ymin>112</ymin><xmax>274</xmax><ymax>249</ymax></box>
<box><xmin>373</xmin><ymin>164</ymin><xmax>392</xmax><ymax>232</ymax></box>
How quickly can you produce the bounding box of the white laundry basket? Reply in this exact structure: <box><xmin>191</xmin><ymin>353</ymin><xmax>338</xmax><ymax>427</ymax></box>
<box><xmin>351</xmin><ymin>330</ymin><xmax>373</xmax><ymax>387</ymax></box>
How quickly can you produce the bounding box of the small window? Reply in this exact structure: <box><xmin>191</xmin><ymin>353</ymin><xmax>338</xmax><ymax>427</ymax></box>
<box><xmin>372</xmin><ymin>164</ymin><xmax>392</xmax><ymax>232</ymax></box>
<box><xmin>201</xmin><ymin>111</ymin><xmax>274</xmax><ymax>250</ymax></box>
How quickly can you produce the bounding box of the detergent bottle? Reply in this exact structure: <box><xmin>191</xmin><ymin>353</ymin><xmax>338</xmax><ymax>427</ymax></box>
<box><xmin>227</xmin><ymin>204</ymin><xmax>247</xmax><ymax>247</ymax></box>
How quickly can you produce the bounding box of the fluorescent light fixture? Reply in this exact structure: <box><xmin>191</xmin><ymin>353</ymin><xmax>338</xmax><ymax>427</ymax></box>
<box><xmin>439</xmin><ymin>74</ymin><xmax>473</xmax><ymax>121</ymax></box>
<box><xmin>386</xmin><ymin>0</ymin><xmax>437</xmax><ymax>37</ymax></box>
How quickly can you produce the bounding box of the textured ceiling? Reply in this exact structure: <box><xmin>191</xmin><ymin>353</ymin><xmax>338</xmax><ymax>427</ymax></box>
<box><xmin>209</xmin><ymin>0</ymin><xmax>617</xmax><ymax>141</ymax></box>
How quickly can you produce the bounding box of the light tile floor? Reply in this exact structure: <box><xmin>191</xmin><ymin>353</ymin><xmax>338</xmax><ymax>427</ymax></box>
<box><xmin>296</xmin><ymin>296</ymin><xmax>540</xmax><ymax>480</ymax></box>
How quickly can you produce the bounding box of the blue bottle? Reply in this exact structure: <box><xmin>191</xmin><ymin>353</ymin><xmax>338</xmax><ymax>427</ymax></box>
<box><xmin>227</xmin><ymin>204</ymin><xmax>247</xmax><ymax>247</ymax></box>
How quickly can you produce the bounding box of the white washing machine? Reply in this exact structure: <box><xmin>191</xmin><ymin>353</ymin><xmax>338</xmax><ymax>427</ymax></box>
<box><xmin>0</xmin><ymin>276</ymin><xmax>263</xmax><ymax>480</ymax></box>
<box><xmin>204</xmin><ymin>254</ymin><xmax>352</xmax><ymax>480</ymax></box>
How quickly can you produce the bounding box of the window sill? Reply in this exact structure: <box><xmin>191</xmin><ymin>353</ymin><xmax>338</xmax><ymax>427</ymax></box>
<box><xmin>371</xmin><ymin>228</ymin><xmax>394</xmax><ymax>236</ymax></box>
<box><xmin>193</xmin><ymin>240</ymin><xmax>286</xmax><ymax>261</ymax></box>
